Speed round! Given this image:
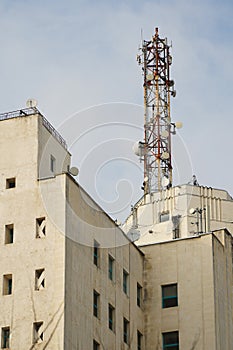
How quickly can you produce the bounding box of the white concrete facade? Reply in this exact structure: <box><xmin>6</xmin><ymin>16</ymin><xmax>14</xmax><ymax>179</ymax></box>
<box><xmin>0</xmin><ymin>109</ymin><xmax>144</xmax><ymax>350</ymax></box>
<box><xmin>0</xmin><ymin>108</ymin><xmax>233</xmax><ymax>350</ymax></box>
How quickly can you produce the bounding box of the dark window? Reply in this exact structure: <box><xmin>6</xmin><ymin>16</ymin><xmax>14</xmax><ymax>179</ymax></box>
<box><xmin>160</xmin><ymin>212</ymin><xmax>169</xmax><ymax>223</ymax></box>
<box><xmin>93</xmin><ymin>290</ymin><xmax>99</xmax><ymax>318</ymax></box>
<box><xmin>108</xmin><ymin>304</ymin><xmax>115</xmax><ymax>331</ymax></box>
<box><xmin>1</xmin><ymin>327</ymin><xmax>10</xmax><ymax>349</ymax></box>
<box><xmin>5</xmin><ymin>224</ymin><xmax>14</xmax><ymax>244</ymax></box>
<box><xmin>36</xmin><ymin>217</ymin><xmax>46</xmax><ymax>238</ymax></box>
<box><xmin>93</xmin><ymin>340</ymin><xmax>99</xmax><ymax>350</ymax></box>
<box><xmin>123</xmin><ymin>318</ymin><xmax>129</xmax><ymax>344</ymax></box>
<box><xmin>3</xmin><ymin>275</ymin><xmax>12</xmax><ymax>295</ymax></box>
<box><xmin>6</xmin><ymin>178</ymin><xmax>16</xmax><ymax>189</ymax></box>
<box><xmin>50</xmin><ymin>155</ymin><xmax>56</xmax><ymax>173</ymax></box>
<box><xmin>108</xmin><ymin>255</ymin><xmax>114</xmax><ymax>280</ymax></box>
<box><xmin>162</xmin><ymin>284</ymin><xmax>178</xmax><ymax>308</ymax></box>
<box><xmin>93</xmin><ymin>240</ymin><xmax>99</xmax><ymax>266</ymax></box>
<box><xmin>137</xmin><ymin>330</ymin><xmax>143</xmax><ymax>350</ymax></box>
<box><xmin>35</xmin><ymin>269</ymin><xmax>45</xmax><ymax>290</ymax></box>
<box><xmin>123</xmin><ymin>270</ymin><xmax>129</xmax><ymax>295</ymax></box>
<box><xmin>33</xmin><ymin>322</ymin><xmax>44</xmax><ymax>344</ymax></box>
<box><xmin>162</xmin><ymin>331</ymin><xmax>179</xmax><ymax>350</ymax></box>
<box><xmin>137</xmin><ymin>283</ymin><xmax>142</xmax><ymax>307</ymax></box>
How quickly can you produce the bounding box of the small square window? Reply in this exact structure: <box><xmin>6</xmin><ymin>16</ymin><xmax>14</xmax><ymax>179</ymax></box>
<box><xmin>50</xmin><ymin>155</ymin><xmax>56</xmax><ymax>173</ymax></box>
<box><xmin>33</xmin><ymin>322</ymin><xmax>44</xmax><ymax>344</ymax></box>
<box><xmin>36</xmin><ymin>217</ymin><xmax>46</xmax><ymax>238</ymax></box>
<box><xmin>35</xmin><ymin>269</ymin><xmax>45</xmax><ymax>290</ymax></box>
<box><xmin>5</xmin><ymin>224</ymin><xmax>14</xmax><ymax>244</ymax></box>
<box><xmin>93</xmin><ymin>340</ymin><xmax>100</xmax><ymax>350</ymax></box>
<box><xmin>123</xmin><ymin>318</ymin><xmax>129</xmax><ymax>344</ymax></box>
<box><xmin>6</xmin><ymin>178</ymin><xmax>16</xmax><ymax>189</ymax></box>
<box><xmin>3</xmin><ymin>274</ymin><xmax>12</xmax><ymax>295</ymax></box>
<box><xmin>93</xmin><ymin>240</ymin><xmax>100</xmax><ymax>267</ymax></box>
<box><xmin>160</xmin><ymin>212</ymin><xmax>169</xmax><ymax>223</ymax></box>
<box><xmin>137</xmin><ymin>330</ymin><xmax>143</xmax><ymax>350</ymax></box>
<box><xmin>137</xmin><ymin>283</ymin><xmax>142</xmax><ymax>307</ymax></box>
<box><xmin>93</xmin><ymin>290</ymin><xmax>100</xmax><ymax>318</ymax></box>
<box><xmin>108</xmin><ymin>304</ymin><xmax>115</xmax><ymax>331</ymax></box>
<box><xmin>162</xmin><ymin>284</ymin><xmax>178</xmax><ymax>308</ymax></box>
<box><xmin>108</xmin><ymin>255</ymin><xmax>114</xmax><ymax>281</ymax></box>
<box><xmin>1</xmin><ymin>327</ymin><xmax>10</xmax><ymax>349</ymax></box>
<box><xmin>162</xmin><ymin>331</ymin><xmax>179</xmax><ymax>349</ymax></box>
<box><xmin>123</xmin><ymin>269</ymin><xmax>129</xmax><ymax>295</ymax></box>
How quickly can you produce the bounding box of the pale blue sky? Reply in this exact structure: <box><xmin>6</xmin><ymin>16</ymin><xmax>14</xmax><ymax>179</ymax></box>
<box><xmin>0</xmin><ymin>0</ymin><xmax>232</xmax><ymax>220</ymax></box>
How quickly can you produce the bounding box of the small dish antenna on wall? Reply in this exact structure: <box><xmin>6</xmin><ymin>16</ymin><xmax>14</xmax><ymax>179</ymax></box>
<box><xmin>69</xmin><ymin>167</ymin><xmax>79</xmax><ymax>176</ymax></box>
<box><xmin>26</xmin><ymin>98</ymin><xmax>38</xmax><ymax>108</ymax></box>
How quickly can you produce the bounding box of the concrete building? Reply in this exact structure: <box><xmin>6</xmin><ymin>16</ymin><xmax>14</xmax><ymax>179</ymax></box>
<box><xmin>0</xmin><ymin>108</ymin><xmax>144</xmax><ymax>350</ymax></box>
<box><xmin>0</xmin><ymin>107</ymin><xmax>233</xmax><ymax>350</ymax></box>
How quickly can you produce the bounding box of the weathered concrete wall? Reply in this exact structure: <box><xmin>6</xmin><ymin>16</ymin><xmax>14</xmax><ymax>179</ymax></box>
<box><xmin>141</xmin><ymin>233</ymin><xmax>226</xmax><ymax>350</ymax></box>
<box><xmin>64</xmin><ymin>176</ymin><xmax>144</xmax><ymax>349</ymax></box>
<box><xmin>0</xmin><ymin>115</ymin><xmax>66</xmax><ymax>349</ymax></box>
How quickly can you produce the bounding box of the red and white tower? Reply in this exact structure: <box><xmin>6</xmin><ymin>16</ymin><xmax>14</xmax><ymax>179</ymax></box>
<box><xmin>136</xmin><ymin>27</ymin><xmax>180</xmax><ymax>195</ymax></box>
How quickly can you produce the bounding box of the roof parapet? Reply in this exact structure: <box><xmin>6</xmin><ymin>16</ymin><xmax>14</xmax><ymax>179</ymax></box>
<box><xmin>0</xmin><ymin>107</ymin><xmax>67</xmax><ymax>150</ymax></box>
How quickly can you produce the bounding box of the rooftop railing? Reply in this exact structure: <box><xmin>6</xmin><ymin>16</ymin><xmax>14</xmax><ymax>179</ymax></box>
<box><xmin>0</xmin><ymin>107</ymin><xmax>67</xmax><ymax>150</ymax></box>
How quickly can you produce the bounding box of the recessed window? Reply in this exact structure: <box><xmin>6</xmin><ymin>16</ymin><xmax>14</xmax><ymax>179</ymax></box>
<box><xmin>108</xmin><ymin>255</ymin><xmax>114</xmax><ymax>281</ymax></box>
<box><xmin>93</xmin><ymin>240</ymin><xmax>99</xmax><ymax>267</ymax></box>
<box><xmin>137</xmin><ymin>330</ymin><xmax>143</xmax><ymax>350</ymax></box>
<box><xmin>1</xmin><ymin>327</ymin><xmax>10</xmax><ymax>349</ymax></box>
<box><xmin>3</xmin><ymin>274</ymin><xmax>12</xmax><ymax>295</ymax></box>
<box><xmin>35</xmin><ymin>269</ymin><xmax>45</xmax><ymax>291</ymax></box>
<box><xmin>123</xmin><ymin>318</ymin><xmax>129</xmax><ymax>344</ymax></box>
<box><xmin>160</xmin><ymin>211</ymin><xmax>169</xmax><ymax>223</ymax></box>
<box><xmin>162</xmin><ymin>331</ymin><xmax>179</xmax><ymax>350</ymax></box>
<box><xmin>93</xmin><ymin>340</ymin><xmax>100</xmax><ymax>350</ymax></box>
<box><xmin>50</xmin><ymin>155</ymin><xmax>56</xmax><ymax>173</ymax></box>
<box><xmin>162</xmin><ymin>284</ymin><xmax>178</xmax><ymax>308</ymax></box>
<box><xmin>108</xmin><ymin>304</ymin><xmax>115</xmax><ymax>331</ymax></box>
<box><xmin>137</xmin><ymin>283</ymin><xmax>142</xmax><ymax>307</ymax></box>
<box><xmin>36</xmin><ymin>217</ymin><xmax>46</xmax><ymax>238</ymax></box>
<box><xmin>123</xmin><ymin>269</ymin><xmax>129</xmax><ymax>295</ymax></box>
<box><xmin>33</xmin><ymin>322</ymin><xmax>44</xmax><ymax>344</ymax></box>
<box><xmin>6</xmin><ymin>178</ymin><xmax>16</xmax><ymax>189</ymax></box>
<box><xmin>5</xmin><ymin>224</ymin><xmax>14</xmax><ymax>244</ymax></box>
<box><xmin>93</xmin><ymin>290</ymin><xmax>100</xmax><ymax>318</ymax></box>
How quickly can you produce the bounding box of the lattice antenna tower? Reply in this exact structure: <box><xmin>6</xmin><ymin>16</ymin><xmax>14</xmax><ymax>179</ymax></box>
<box><xmin>136</xmin><ymin>27</ymin><xmax>179</xmax><ymax>195</ymax></box>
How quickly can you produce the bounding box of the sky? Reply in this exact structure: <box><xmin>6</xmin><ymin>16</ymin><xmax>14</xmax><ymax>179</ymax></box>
<box><xmin>0</xmin><ymin>0</ymin><xmax>233</xmax><ymax>221</ymax></box>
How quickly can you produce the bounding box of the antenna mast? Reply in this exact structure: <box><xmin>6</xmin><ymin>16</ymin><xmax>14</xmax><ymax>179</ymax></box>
<box><xmin>137</xmin><ymin>27</ymin><xmax>177</xmax><ymax>194</ymax></box>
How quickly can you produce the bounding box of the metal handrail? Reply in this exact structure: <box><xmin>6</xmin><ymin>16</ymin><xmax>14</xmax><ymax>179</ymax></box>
<box><xmin>0</xmin><ymin>107</ymin><xmax>67</xmax><ymax>150</ymax></box>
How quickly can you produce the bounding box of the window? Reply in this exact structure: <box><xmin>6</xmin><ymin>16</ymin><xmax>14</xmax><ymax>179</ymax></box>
<box><xmin>36</xmin><ymin>217</ymin><xmax>46</xmax><ymax>238</ymax></box>
<box><xmin>162</xmin><ymin>331</ymin><xmax>179</xmax><ymax>350</ymax></box>
<box><xmin>137</xmin><ymin>330</ymin><xmax>143</xmax><ymax>350</ymax></box>
<box><xmin>162</xmin><ymin>284</ymin><xmax>178</xmax><ymax>308</ymax></box>
<box><xmin>137</xmin><ymin>283</ymin><xmax>142</xmax><ymax>307</ymax></box>
<box><xmin>93</xmin><ymin>340</ymin><xmax>99</xmax><ymax>350</ymax></box>
<box><xmin>35</xmin><ymin>269</ymin><xmax>45</xmax><ymax>290</ymax></box>
<box><xmin>33</xmin><ymin>322</ymin><xmax>44</xmax><ymax>344</ymax></box>
<box><xmin>108</xmin><ymin>304</ymin><xmax>115</xmax><ymax>331</ymax></box>
<box><xmin>5</xmin><ymin>224</ymin><xmax>14</xmax><ymax>244</ymax></box>
<box><xmin>50</xmin><ymin>155</ymin><xmax>56</xmax><ymax>173</ymax></box>
<box><xmin>93</xmin><ymin>240</ymin><xmax>99</xmax><ymax>266</ymax></box>
<box><xmin>6</xmin><ymin>178</ymin><xmax>16</xmax><ymax>189</ymax></box>
<box><xmin>123</xmin><ymin>269</ymin><xmax>129</xmax><ymax>295</ymax></box>
<box><xmin>93</xmin><ymin>290</ymin><xmax>100</xmax><ymax>318</ymax></box>
<box><xmin>1</xmin><ymin>327</ymin><xmax>10</xmax><ymax>349</ymax></box>
<box><xmin>160</xmin><ymin>211</ymin><xmax>169</xmax><ymax>223</ymax></box>
<box><xmin>123</xmin><ymin>318</ymin><xmax>129</xmax><ymax>344</ymax></box>
<box><xmin>3</xmin><ymin>274</ymin><xmax>12</xmax><ymax>295</ymax></box>
<box><xmin>108</xmin><ymin>255</ymin><xmax>114</xmax><ymax>280</ymax></box>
